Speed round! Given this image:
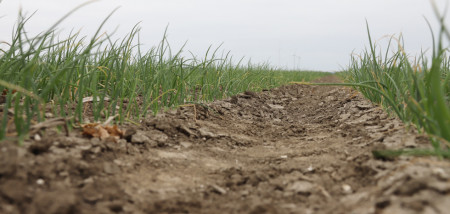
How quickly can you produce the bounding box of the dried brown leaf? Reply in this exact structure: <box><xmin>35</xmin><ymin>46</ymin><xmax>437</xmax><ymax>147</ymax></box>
<box><xmin>82</xmin><ymin>123</ymin><xmax>124</xmax><ymax>141</ymax></box>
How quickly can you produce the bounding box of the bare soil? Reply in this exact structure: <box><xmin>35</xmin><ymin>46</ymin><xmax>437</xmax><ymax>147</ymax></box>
<box><xmin>1</xmin><ymin>75</ymin><xmax>449</xmax><ymax>214</ymax></box>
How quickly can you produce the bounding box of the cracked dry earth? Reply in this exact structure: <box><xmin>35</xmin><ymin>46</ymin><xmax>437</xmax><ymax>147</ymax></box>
<box><xmin>1</xmin><ymin>75</ymin><xmax>450</xmax><ymax>214</ymax></box>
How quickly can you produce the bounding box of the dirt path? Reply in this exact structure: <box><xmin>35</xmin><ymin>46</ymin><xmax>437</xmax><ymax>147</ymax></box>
<box><xmin>1</xmin><ymin>75</ymin><xmax>450</xmax><ymax>214</ymax></box>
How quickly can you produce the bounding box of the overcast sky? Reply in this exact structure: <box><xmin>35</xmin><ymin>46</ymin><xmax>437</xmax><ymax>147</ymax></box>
<box><xmin>0</xmin><ymin>0</ymin><xmax>448</xmax><ymax>71</ymax></box>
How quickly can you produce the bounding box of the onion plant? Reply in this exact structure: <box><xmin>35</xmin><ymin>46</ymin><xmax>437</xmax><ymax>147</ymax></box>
<box><xmin>345</xmin><ymin>18</ymin><xmax>450</xmax><ymax>158</ymax></box>
<box><xmin>0</xmin><ymin>11</ymin><xmax>328</xmax><ymax>142</ymax></box>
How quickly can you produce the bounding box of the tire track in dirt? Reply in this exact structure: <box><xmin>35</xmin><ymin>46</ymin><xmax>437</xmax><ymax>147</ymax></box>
<box><xmin>1</xmin><ymin>75</ymin><xmax>449</xmax><ymax>214</ymax></box>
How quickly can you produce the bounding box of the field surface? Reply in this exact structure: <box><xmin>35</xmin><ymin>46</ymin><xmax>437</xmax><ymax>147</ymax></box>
<box><xmin>1</xmin><ymin>75</ymin><xmax>449</xmax><ymax>214</ymax></box>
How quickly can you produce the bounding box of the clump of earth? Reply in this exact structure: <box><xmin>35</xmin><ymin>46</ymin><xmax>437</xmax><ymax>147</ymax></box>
<box><xmin>1</xmin><ymin>75</ymin><xmax>449</xmax><ymax>214</ymax></box>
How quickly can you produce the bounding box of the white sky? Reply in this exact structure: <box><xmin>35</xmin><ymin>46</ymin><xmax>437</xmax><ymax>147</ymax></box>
<box><xmin>0</xmin><ymin>0</ymin><xmax>448</xmax><ymax>71</ymax></box>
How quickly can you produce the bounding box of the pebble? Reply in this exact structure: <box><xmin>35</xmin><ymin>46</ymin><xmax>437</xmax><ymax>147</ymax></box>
<box><xmin>211</xmin><ymin>184</ymin><xmax>227</xmax><ymax>195</ymax></box>
<box><xmin>103</xmin><ymin>162</ymin><xmax>120</xmax><ymax>175</ymax></box>
<box><xmin>83</xmin><ymin>177</ymin><xmax>94</xmax><ymax>184</ymax></box>
<box><xmin>44</xmin><ymin>112</ymin><xmax>54</xmax><ymax>118</ymax></box>
<box><xmin>432</xmin><ymin>168</ymin><xmax>449</xmax><ymax>180</ymax></box>
<box><xmin>180</xmin><ymin>141</ymin><xmax>193</xmax><ymax>148</ymax></box>
<box><xmin>240</xmin><ymin>190</ymin><xmax>249</xmax><ymax>196</ymax></box>
<box><xmin>286</xmin><ymin>181</ymin><xmax>314</xmax><ymax>194</ymax></box>
<box><xmin>199</xmin><ymin>127</ymin><xmax>218</xmax><ymax>138</ymax></box>
<box><xmin>268</xmin><ymin>104</ymin><xmax>284</xmax><ymax>109</ymax></box>
<box><xmin>91</xmin><ymin>146</ymin><xmax>101</xmax><ymax>154</ymax></box>
<box><xmin>131</xmin><ymin>132</ymin><xmax>151</xmax><ymax>144</ymax></box>
<box><xmin>131</xmin><ymin>131</ymin><xmax>158</xmax><ymax>147</ymax></box>
<box><xmin>342</xmin><ymin>184</ymin><xmax>353</xmax><ymax>194</ymax></box>
<box><xmin>36</xmin><ymin>179</ymin><xmax>45</xmax><ymax>185</ymax></box>
<box><xmin>148</xmin><ymin>130</ymin><xmax>169</xmax><ymax>142</ymax></box>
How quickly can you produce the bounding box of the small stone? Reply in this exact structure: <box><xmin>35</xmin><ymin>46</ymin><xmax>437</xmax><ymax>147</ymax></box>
<box><xmin>44</xmin><ymin>112</ymin><xmax>54</xmax><ymax>118</ymax></box>
<box><xmin>78</xmin><ymin>144</ymin><xmax>92</xmax><ymax>151</ymax></box>
<box><xmin>91</xmin><ymin>146</ymin><xmax>101</xmax><ymax>154</ymax></box>
<box><xmin>325</xmin><ymin>96</ymin><xmax>335</xmax><ymax>102</ymax></box>
<box><xmin>432</xmin><ymin>168</ymin><xmax>448</xmax><ymax>180</ymax></box>
<box><xmin>36</xmin><ymin>179</ymin><xmax>45</xmax><ymax>185</ymax></box>
<box><xmin>131</xmin><ymin>131</ymin><xmax>151</xmax><ymax>144</ymax></box>
<box><xmin>148</xmin><ymin>130</ymin><xmax>169</xmax><ymax>143</ymax></box>
<box><xmin>286</xmin><ymin>181</ymin><xmax>314</xmax><ymax>194</ymax></box>
<box><xmin>49</xmin><ymin>146</ymin><xmax>66</xmax><ymax>155</ymax></box>
<box><xmin>83</xmin><ymin>177</ymin><xmax>94</xmax><ymax>184</ymax></box>
<box><xmin>103</xmin><ymin>162</ymin><xmax>120</xmax><ymax>175</ymax></box>
<box><xmin>307</xmin><ymin>165</ymin><xmax>315</xmax><ymax>172</ymax></box>
<box><xmin>268</xmin><ymin>104</ymin><xmax>284</xmax><ymax>109</ymax></box>
<box><xmin>130</xmin><ymin>131</ymin><xmax>159</xmax><ymax>147</ymax></box>
<box><xmin>211</xmin><ymin>184</ymin><xmax>227</xmax><ymax>195</ymax></box>
<box><xmin>59</xmin><ymin>171</ymin><xmax>69</xmax><ymax>177</ymax></box>
<box><xmin>199</xmin><ymin>127</ymin><xmax>217</xmax><ymax>138</ymax></box>
<box><xmin>342</xmin><ymin>184</ymin><xmax>352</xmax><ymax>194</ymax></box>
<box><xmin>113</xmin><ymin>159</ymin><xmax>124</xmax><ymax>166</ymax></box>
<box><xmin>280</xmin><ymin>155</ymin><xmax>288</xmax><ymax>159</ymax></box>
<box><xmin>34</xmin><ymin>134</ymin><xmax>41</xmax><ymax>141</ymax></box>
<box><xmin>180</xmin><ymin>141</ymin><xmax>193</xmax><ymax>148</ymax></box>
<box><xmin>240</xmin><ymin>190</ymin><xmax>249</xmax><ymax>196</ymax></box>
